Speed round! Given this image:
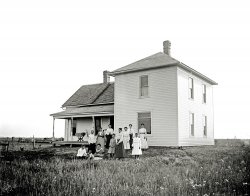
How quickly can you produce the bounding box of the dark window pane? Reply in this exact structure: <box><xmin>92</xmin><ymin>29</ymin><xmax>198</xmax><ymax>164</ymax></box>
<box><xmin>141</xmin><ymin>76</ymin><xmax>148</xmax><ymax>87</ymax></box>
<box><xmin>72</xmin><ymin>127</ymin><xmax>76</xmax><ymax>136</ymax></box>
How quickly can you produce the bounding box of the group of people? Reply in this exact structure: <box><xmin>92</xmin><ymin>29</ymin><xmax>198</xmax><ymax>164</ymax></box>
<box><xmin>76</xmin><ymin>123</ymin><xmax>149</xmax><ymax>160</ymax></box>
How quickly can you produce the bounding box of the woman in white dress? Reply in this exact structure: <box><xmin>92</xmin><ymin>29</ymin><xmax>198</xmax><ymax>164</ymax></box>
<box><xmin>123</xmin><ymin>127</ymin><xmax>130</xmax><ymax>150</ymax></box>
<box><xmin>138</xmin><ymin>123</ymin><xmax>148</xmax><ymax>149</ymax></box>
<box><xmin>132</xmin><ymin>133</ymin><xmax>142</xmax><ymax>159</ymax></box>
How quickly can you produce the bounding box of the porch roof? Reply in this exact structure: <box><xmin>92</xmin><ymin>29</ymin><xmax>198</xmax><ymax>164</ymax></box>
<box><xmin>50</xmin><ymin>104</ymin><xmax>114</xmax><ymax>119</ymax></box>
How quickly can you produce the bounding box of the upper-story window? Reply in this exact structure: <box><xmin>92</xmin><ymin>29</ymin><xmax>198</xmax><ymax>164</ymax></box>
<box><xmin>202</xmin><ymin>84</ymin><xmax>206</xmax><ymax>103</ymax></box>
<box><xmin>189</xmin><ymin>77</ymin><xmax>194</xmax><ymax>99</ymax></box>
<box><xmin>140</xmin><ymin>75</ymin><xmax>149</xmax><ymax>97</ymax></box>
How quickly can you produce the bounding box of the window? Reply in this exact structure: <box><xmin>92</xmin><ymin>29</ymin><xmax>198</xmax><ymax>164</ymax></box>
<box><xmin>202</xmin><ymin>84</ymin><xmax>206</xmax><ymax>103</ymax></box>
<box><xmin>140</xmin><ymin>75</ymin><xmax>149</xmax><ymax>97</ymax></box>
<box><xmin>189</xmin><ymin>77</ymin><xmax>194</xmax><ymax>99</ymax></box>
<box><xmin>189</xmin><ymin>113</ymin><xmax>194</xmax><ymax>136</ymax></box>
<box><xmin>203</xmin><ymin>115</ymin><xmax>207</xmax><ymax>137</ymax></box>
<box><xmin>72</xmin><ymin>119</ymin><xmax>77</xmax><ymax>136</ymax></box>
<box><xmin>138</xmin><ymin>112</ymin><xmax>151</xmax><ymax>134</ymax></box>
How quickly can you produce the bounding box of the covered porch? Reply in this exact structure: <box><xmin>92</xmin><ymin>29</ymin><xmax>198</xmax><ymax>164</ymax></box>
<box><xmin>50</xmin><ymin>104</ymin><xmax>114</xmax><ymax>145</ymax></box>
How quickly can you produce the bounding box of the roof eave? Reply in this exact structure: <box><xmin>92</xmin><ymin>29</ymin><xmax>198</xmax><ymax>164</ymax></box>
<box><xmin>61</xmin><ymin>102</ymin><xmax>114</xmax><ymax>108</ymax></box>
<box><xmin>178</xmin><ymin>63</ymin><xmax>218</xmax><ymax>85</ymax></box>
<box><xmin>109</xmin><ymin>62</ymin><xmax>178</xmax><ymax>76</ymax></box>
<box><xmin>109</xmin><ymin>61</ymin><xmax>217</xmax><ymax>85</ymax></box>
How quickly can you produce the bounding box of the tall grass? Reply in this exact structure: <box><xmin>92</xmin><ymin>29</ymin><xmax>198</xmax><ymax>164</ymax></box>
<box><xmin>0</xmin><ymin>142</ymin><xmax>249</xmax><ymax>195</ymax></box>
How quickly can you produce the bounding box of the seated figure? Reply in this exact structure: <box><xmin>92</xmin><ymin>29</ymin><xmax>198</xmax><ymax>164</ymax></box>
<box><xmin>76</xmin><ymin>145</ymin><xmax>88</xmax><ymax>159</ymax></box>
<box><xmin>94</xmin><ymin>144</ymin><xmax>104</xmax><ymax>160</ymax></box>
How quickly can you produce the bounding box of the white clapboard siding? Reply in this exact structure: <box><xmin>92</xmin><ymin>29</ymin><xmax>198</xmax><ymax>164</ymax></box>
<box><xmin>114</xmin><ymin>66</ymin><xmax>178</xmax><ymax>146</ymax></box>
<box><xmin>76</xmin><ymin>118</ymin><xmax>93</xmax><ymax>134</ymax></box>
<box><xmin>177</xmin><ymin>67</ymin><xmax>214</xmax><ymax>146</ymax></box>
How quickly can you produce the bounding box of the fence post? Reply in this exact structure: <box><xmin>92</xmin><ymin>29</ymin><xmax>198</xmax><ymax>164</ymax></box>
<box><xmin>33</xmin><ymin>135</ymin><xmax>35</xmax><ymax>149</ymax></box>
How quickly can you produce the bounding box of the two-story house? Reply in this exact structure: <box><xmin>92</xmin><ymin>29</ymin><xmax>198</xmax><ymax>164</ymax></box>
<box><xmin>51</xmin><ymin>40</ymin><xmax>217</xmax><ymax>146</ymax></box>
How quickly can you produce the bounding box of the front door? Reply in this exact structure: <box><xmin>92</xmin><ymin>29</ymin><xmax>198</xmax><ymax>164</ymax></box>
<box><xmin>110</xmin><ymin>116</ymin><xmax>114</xmax><ymax>129</ymax></box>
<box><xmin>95</xmin><ymin>117</ymin><xmax>101</xmax><ymax>135</ymax></box>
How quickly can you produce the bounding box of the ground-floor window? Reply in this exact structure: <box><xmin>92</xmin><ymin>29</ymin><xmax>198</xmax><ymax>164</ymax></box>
<box><xmin>203</xmin><ymin>115</ymin><xmax>207</xmax><ymax>137</ymax></box>
<box><xmin>189</xmin><ymin>113</ymin><xmax>194</xmax><ymax>136</ymax></box>
<box><xmin>138</xmin><ymin>112</ymin><xmax>151</xmax><ymax>134</ymax></box>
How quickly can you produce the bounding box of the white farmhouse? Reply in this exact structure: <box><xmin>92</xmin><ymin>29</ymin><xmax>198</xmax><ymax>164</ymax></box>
<box><xmin>51</xmin><ymin>40</ymin><xmax>217</xmax><ymax>146</ymax></box>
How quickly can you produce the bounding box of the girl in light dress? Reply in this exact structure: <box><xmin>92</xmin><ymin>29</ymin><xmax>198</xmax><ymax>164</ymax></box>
<box><xmin>123</xmin><ymin>127</ymin><xmax>130</xmax><ymax>151</ymax></box>
<box><xmin>138</xmin><ymin>123</ymin><xmax>148</xmax><ymax>149</ymax></box>
<box><xmin>132</xmin><ymin>133</ymin><xmax>142</xmax><ymax>159</ymax></box>
<box><xmin>96</xmin><ymin>127</ymin><xmax>105</xmax><ymax>150</ymax></box>
<box><xmin>108</xmin><ymin>134</ymin><xmax>116</xmax><ymax>159</ymax></box>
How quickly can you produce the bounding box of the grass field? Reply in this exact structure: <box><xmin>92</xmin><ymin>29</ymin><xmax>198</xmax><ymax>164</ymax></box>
<box><xmin>0</xmin><ymin>139</ymin><xmax>249</xmax><ymax>196</ymax></box>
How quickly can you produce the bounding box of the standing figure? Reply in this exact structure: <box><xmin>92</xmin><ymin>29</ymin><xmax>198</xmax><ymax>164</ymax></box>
<box><xmin>114</xmin><ymin>128</ymin><xmax>126</xmax><ymax>159</ymax></box>
<box><xmin>123</xmin><ymin>127</ymin><xmax>130</xmax><ymax>150</ymax></box>
<box><xmin>88</xmin><ymin>130</ymin><xmax>97</xmax><ymax>154</ymax></box>
<box><xmin>108</xmin><ymin>134</ymin><xmax>116</xmax><ymax>159</ymax></box>
<box><xmin>139</xmin><ymin>123</ymin><xmax>148</xmax><ymax>149</ymax></box>
<box><xmin>128</xmin><ymin>124</ymin><xmax>135</xmax><ymax>149</ymax></box>
<box><xmin>96</xmin><ymin>127</ymin><xmax>105</xmax><ymax>149</ymax></box>
<box><xmin>132</xmin><ymin>133</ymin><xmax>142</xmax><ymax>159</ymax></box>
<box><xmin>105</xmin><ymin>124</ymin><xmax>114</xmax><ymax>149</ymax></box>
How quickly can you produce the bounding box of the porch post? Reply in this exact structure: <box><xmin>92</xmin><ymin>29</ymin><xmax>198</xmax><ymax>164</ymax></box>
<box><xmin>92</xmin><ymin>116</ymin><xmax>95</xmax><ymax>133</ymax></box>
<box><xmin>52</xmin><ymin>117</ymin><xmax>55</xmax><ymax>141</ymax></box>
<box><xmin>71</xmin><ymin>117</ymin><xmax>73</xmax><ymax>139</ymax></box>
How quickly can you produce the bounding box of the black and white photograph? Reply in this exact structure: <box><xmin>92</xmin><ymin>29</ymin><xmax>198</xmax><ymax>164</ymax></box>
<box><xmin>0</xmin><ymin>0</ymin><xmax>249</xmax><ymax>195</ymax></box>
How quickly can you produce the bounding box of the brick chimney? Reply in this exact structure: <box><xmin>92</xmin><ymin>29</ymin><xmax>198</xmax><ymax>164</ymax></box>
<box><xmin>103</xmin><ymin>70</ymin><xmax>110</xmax><ymax>83</ymax></box>
<box><xmin>163</xmin><ymin>40</ymin><xmax>171</xmax><ymax>56</ymax></box>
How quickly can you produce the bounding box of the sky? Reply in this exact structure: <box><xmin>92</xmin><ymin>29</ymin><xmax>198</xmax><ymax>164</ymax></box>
<box><xmin>0</xmin><ymin>0</ymin><xmax>250</xmax><ymax>139</ymax></box>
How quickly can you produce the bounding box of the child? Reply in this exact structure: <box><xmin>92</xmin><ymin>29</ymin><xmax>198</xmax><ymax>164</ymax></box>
<box><xmin>88</xmin><ymin>150</ymin><xmax>94</xmax><ymax>160</ymax></box>
<box><xmin>132</xmin><ymin>133</ymin><xmax>142</xmax><ymax>160</ymax></box>
<box><xmin>95</xmin><ymin>144</ymin><xmax>104</xmax><ymax>157</ymax></box>
<box><xmin>76</xmin><ymin>145</ymin><xmax>88</xmax><ymax>159</ymax></box>
<box><xmin>108</xmin><ymin>134</ymin><xmax>116</xmax><ymax>159</ymax></box>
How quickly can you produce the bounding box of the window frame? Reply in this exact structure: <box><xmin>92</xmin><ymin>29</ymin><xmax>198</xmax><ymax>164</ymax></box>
<box><xmin>189</xmin><ymin>112</ymin><xmax>194</xmax><ymax>137</ymax></box>
<box><xmin>188</xmin><ymin>77</ymin><xmax>194</xmax><ymax>100</ymax></box>
<box><xmin>202</xmin><ymin>115</ymin><xmax>207</xmax><ymax>137</ymax></box>
<box><xmin>138</xmin><ymin>112</ymin><xmax>151</xmax><ymax>134</ymax></box>
<box><xmin>139</xmin><ymin>75</ymin><xmax>149</xmax><ymax>98</ymax></box>
<box><xmin>202</xmin><ymin>84</ymin><xmax>207</xmax><ymax>104</ymax></box>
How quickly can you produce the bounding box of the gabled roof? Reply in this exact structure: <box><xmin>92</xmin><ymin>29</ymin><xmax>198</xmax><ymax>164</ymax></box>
<box><xmin>109</xmin><ymin>52</ymin><xmax>217</xmax><ymax>85</ymax></box>
<box><xmin>110</xmin><ymin>52</ymin><xmax>178</xmax><ymax>75</ymax></box>
<box><xmin>62</xmin><ymin>83</ymin><xmax>114</xmax><ymax>107</ymax></box>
